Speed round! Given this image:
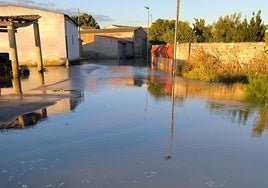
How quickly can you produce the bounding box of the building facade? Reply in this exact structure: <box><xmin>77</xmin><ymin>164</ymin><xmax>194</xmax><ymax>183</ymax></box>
<box><xmin>0</xmin><ymin>5</ymin><xmax>80</xmax><ymax>66</ymax></box>
<box><xmin>80</xmin><ymin>26</ymin><xmax>147</xmax><ymax>59</ymax></box>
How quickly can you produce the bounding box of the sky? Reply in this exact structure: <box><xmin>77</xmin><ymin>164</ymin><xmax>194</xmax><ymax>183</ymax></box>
<box><xmin>0</xmin><ymin>0</ymin><xmax>267</xmax><ymax>28</ymax></box>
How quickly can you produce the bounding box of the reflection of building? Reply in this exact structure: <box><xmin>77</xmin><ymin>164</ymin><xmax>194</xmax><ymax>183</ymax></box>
<box><xmin>0</xmin><ymin>5</ymin><xmax>80</xmax><ymax>66</ymax></box>
<box><xmin>149</xmin><ymin>66</ymin><xmax>245</xmax><ymax>101</ymax></box>
<box><xmin>81</xmin><ymin>26</ymin><xmax>147</xmax><ymax>59</ymax></box>
<box><xmin>46</xmin><ymin>95</ymin><xmax>82</xmax><ymax>116</ymax></box>
<box><xmin>0</xmin><ymin>91</ymin><xmax>82</xmax><ymax>131</ymax></box>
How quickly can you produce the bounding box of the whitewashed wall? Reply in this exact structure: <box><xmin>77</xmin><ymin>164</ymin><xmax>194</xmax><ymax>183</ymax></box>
<box><xmin>64</xmin><ymin>17</ymin><xmax>80</xmax><ymax>61</ymax></box>
<box><xmin>0</xmin><ymin>5</ymin><xmax>79</xmax><ymax>66</ymax></box>
<box><xmin>94</xmin><ymin>36</ymin><xmax>118</xmax><ymax>58</ymax></box>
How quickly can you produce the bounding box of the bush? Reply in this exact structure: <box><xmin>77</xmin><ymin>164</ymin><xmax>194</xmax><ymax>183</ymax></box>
<box><xmin>182</xmin><ymin>47</ymin><xmax>221</xmax><ymax>82</ymax></box>
<box><xmin>245</xmin><ymin>73</ymin><xmax>268</xmax><ymax>102</ymax></box>
<box><xmin>245</xmin><ymin>56</ymin><xmax>268</xmax><ymax>102</ymax></box>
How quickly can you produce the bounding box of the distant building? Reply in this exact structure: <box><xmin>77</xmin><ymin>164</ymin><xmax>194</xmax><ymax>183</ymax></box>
<box><xmin>0</xmin><ymin>5</ymin><xmax>80</xmax><ymax>66</ymax></box>
<box><xmin>80</xmin><ymin>26</ymin><xmax>147</xmax><ymax>59</ymax></box>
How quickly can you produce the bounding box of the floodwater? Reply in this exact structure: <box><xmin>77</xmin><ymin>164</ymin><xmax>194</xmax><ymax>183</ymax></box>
<box><xmin>0</xmin><ymin>59</ymin><xmax>268</xmax><ymax>188</ymax></box>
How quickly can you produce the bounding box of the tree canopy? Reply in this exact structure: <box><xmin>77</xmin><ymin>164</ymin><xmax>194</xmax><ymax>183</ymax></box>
<box><xmin>149</xmin><ymin>19</ymin><xmax>194</xmax><ymax>44</ymax></box>
<box><xmin>149</xmin><ymin>10</ymin><xmax>265</xmax><ymax>44</ymax></box>
<box><xmin>71</xmin><ymin>13</ymin><xmax>100</xmax><ymax>29</ymax></box>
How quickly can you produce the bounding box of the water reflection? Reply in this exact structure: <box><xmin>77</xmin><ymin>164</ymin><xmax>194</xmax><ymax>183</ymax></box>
<box><xmin>0</xmin><ymin>65</ymin><xmax>83</xmax><ymax>130</ymax></box>
<box><xmin>207</xmin><ymin>101</ymin><xmax>251</xmax><ymax>125</ymax></box>
<box><xmin>148</xmin><ymin>67</ymin><xmax>268</xmax><ymax>137</ymax></box>
<box><xmin>206</xmin><ymin>101</ymin><xmax>268</xmax><ymax>137</ymax></box>
<box><xmin>1</xmin><ymin>62</ymin><xmax>268</xmax><ymax>188</ymax></box>
<box><xmin>0</xmin><ymin>93</ymin><xmax>82</xmax><ymax>131</ymax></box>
<box><xmin>163</xmin><ymin>71</ymin><xmax>175</xmax><ymax>160</ymax></box>
<box><xmin>252</xmin><ymin>105</ymin><xmax>268</xmax><ymax>137</ymax></box>
<box><xmin>0</xmin><ymin>109</ymin><xmax>47</xmax><ymax>130</ymax></box>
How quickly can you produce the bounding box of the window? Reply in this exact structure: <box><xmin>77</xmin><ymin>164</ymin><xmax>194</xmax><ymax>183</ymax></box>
<box><xmin>71</xmin><ymin>35</ymin><xmax>74</xmax><ymax>45</ymax></box>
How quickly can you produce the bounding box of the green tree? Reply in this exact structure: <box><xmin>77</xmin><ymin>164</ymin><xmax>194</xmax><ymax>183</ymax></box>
<box><xmin>71</xmin><ymin>13</ymin><xmax>100</xmax><ymax>29</ymax></box>
<box><xmin>247</xmin><ymin>10</ymin><xmax>265</xmax><ymax>42</ymax></box>
<box><xmin>235</xmin><ymin>18</ymin><xmax>248</xmax><ymax>42</ymax></box>
<box><xmin>212</xmin><ymin>10</ymin><xmax>265</xmax><ymax>42</ymax></box>
<box><xmin>177</xmin><ymin>21</ymin><xmax>195</xmax><ymax>43</ymax></box>
<box><xmin>193</xmin><ymin>18</ymin><xmax>212</xmax><ymax>42</ymax></box>
<box><xmin>149</xmin><ymin>19</ymin><xmax>173</xmax><ymax>44</ymax></box>
<box><xmin>149</xmin><ymin>19</ymin><xmax>194</xmax><ymax>44</ymax></box>
<box><xmin>213</xmin><ymin>13</ymin><xmax>242</xmax><ymax>42</ymax></box>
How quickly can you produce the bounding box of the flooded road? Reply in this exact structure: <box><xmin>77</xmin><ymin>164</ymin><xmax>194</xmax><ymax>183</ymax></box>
<box><xmin>0</xmin><ymin>59</ymin><xmax>268</xmax><ymax>188</ymax></box>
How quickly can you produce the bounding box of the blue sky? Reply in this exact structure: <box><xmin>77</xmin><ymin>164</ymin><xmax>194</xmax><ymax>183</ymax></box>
<box><xmin>1</xmin><ymin>0</ymin><xmax>267</xmax><ymax>28</ymax></box>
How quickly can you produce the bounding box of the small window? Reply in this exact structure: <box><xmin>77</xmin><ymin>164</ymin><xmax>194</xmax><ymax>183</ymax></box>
<box><xmin>71</xmin><ymin>35</ymin><xmax>74</xmax><ymax>45</ymax></box>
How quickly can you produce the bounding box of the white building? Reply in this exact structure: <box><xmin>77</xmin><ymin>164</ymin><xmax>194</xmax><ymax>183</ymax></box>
<box><xmin>0</xmin><ymin>5</ymin><xmax>80</xmax><ymax>66</ymax></box>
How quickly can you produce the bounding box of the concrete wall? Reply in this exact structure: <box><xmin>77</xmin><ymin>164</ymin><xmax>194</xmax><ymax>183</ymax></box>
<box><xmin>0</xmin><ymin>5</ymin><xmax>79</xmax><ymax>66</ymax></box>
<box><xmin>94</xmin><ymin>36</ymin><xmax>118</xmax><ymax>58</ymax></box>
<box><xmin>133</xmin><ymin>28</ymin><xmax>147</xmax><ymax>57</ymax></box>
<box><xmin>126</xmin><ymin>42</ymin><xmax>134</xmax><ymax>57</ymax></box>
<box><xmin>81</xmin><ymin>27</ymin><xmax>147</xmax><ymax>58</ymax></box>
<box><xmin>80</xmin><ymin>31</ymin><xmax>133</xmax><ymax>44</ymax></box>
<box><xmin>64</xmin><ymin>17</ymin><xmax>80</xmax><ymax>61</ymax></box>
<box><xmin>83</xmin><ymin>36</ymin><xmax>134</xmax><ymax>59</ymax></box>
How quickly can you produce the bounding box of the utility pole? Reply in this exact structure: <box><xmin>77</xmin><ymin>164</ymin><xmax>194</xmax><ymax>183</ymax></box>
<box><xmin>168</xmin><ymin>0</ymin><xmax>180</xmax><ymax>160</ymax></box>
<box><xmin>78</xmin><ymin>8</ymin><xmax>81</xmax><ymax>39</ymax></box>
<box><xmin>144</xmin><ymin>6</ymin><xmax>150</xmax><ymax>63</ymax></box>
<box><xmin>173</xmin><ymin>0</ymin><xmax>180</xmax><ymax>77</ymax></box>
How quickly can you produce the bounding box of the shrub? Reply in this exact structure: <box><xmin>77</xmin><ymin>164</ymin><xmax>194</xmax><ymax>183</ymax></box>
<box><xmin>182</xmin><ymin>47</ymin><xmax>221</xmax><ymax>82</ymax></box>
<box><xmin>245</xmin><ymin>73</ymin><xmax>268</xmax><ymax>102</ymax></box>
<box><xmin>245</xmin><ymin>55</ymin><xmax>268</xmax><ymax>102</ymax></box>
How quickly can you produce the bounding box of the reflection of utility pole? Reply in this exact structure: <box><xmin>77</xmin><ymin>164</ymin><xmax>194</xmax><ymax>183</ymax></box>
<box><xmin>164</xmin><ymin>0</ymin><xmax>180</xmax><ymax>161</ymax></box>
<box><xmin>145</xmin><ymin>84</ymin><xmax>149</xmax><ymax>112</ymax></box>
<box><xmin>163</xmin><ymin>91</ymin><xmax>175</xmax><ymax>160</ymax></box>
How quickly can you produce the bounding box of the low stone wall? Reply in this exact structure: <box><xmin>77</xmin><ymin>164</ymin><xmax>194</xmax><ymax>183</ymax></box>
<box><xmin>152</xmin><ymin>42</ymin><xmax>266</xmax><ymax>71</ymax></box>
<box><xmin>177</xmin><ymin>42</ymin><xmax>266</xmax><ymax>66</ymax></box>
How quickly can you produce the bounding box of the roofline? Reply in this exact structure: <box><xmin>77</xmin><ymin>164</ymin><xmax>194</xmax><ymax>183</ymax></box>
<box><xmin>95</xmin><ymin>35</ymin><xmax>133</xmax><ymax>42</ymax></box>
<box><xmin>80</xmin><ymin>26</ymin><xmax>144</xmax><ymax>34</ymax></box>
<box><xmin>64</xmin><ymin>14</ymin><xmax>78</xmax><ymax>27</ymax></box>
<box><xmin>0</xmin><ymin>5</ymin><xmax>78</xmax><ymax>27</ymax></box>
<box><xmin>0</xmin><ymin>4</ymin><xmax>66</xmax><ymax>16</ymax></box>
